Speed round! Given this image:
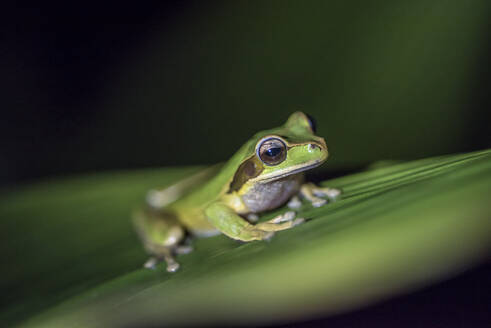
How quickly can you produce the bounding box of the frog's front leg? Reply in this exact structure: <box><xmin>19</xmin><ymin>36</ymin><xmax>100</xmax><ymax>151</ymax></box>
<box><xmin>205</xmin><ymin>203</ymin><xmax>302</xmax><ymax>242</ymax></box>
<box><xmin>292</xmin><ymin>183</ymin><xmax>341</xmax><ymax>208</ymax></box>
<box><xmin>254</xmin><ymin>210</ymin><xmax>305</xmax><ymax>231</ymax></box>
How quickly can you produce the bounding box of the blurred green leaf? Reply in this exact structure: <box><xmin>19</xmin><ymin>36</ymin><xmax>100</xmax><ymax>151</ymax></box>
<box><xmin>1</xmin><ymin>149</ymin><xmax>491</xmax><ymax>327</ymax></box>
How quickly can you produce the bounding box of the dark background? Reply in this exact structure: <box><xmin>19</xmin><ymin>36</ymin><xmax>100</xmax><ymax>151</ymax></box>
<box><xmin>2</xmin><ymin>1</ymin><xmax>490</xmax><ymax>327</ymax></box>
<box><xmin>3</xmin><ymin>1</ymin><xmax>491</xmax><ymax>187</ymax></box>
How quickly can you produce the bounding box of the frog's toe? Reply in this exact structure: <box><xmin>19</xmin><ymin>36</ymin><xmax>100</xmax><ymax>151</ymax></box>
<box><xmin>247</xmin><ymin>213</ymin><xmax>259</xmax><ymax>223</ymax></box>
<box><xmin>325</xmin><ymin>188</ymin><xmax>341</xmax><ymax>200</ymax></box>
<box><xmin>243</xmin><ymin>227</ymin><xmax>276</xmax><ymax>241</ymax></box>
<box><xmin>292</xmin><ymin>218</ymin><xmax>305</xmax><ymax>226</ymax></box>
<box><xmin>311</xmin><ymin>198</ymin><xmax>327</xmax><ymax>208</ymax></box>
<box><xmin>287</xmin><ymin>196</ymin><xmax>302</xmax><ymax>209</ymax></box>
<box><xmin>263</xmin><ymin>231</ymin><xmax>275</xmax><ymax>241</ymax></box>
<box><xmin>175</xmin><ymin>245</ymin><xmax>193</xmax><ymax>255</ymax></box>
<box><xmin>143</xmin><ymin>257</ymin><xmax>158</xmax><ymax>270</ymax></box>
<box><xmin>166</xmin><ymin>262</ymin><xmax>180</xmax><ymax>273</ymax></box>
<box><xmin>269</xmin><ymin>211</ymin><xmax>296</xmax><ymax>224</ymax></box>
<box><xmin>312</xmin><ymin>187</ymin><xmax>341</xmax><ymax>200</ymax></box>
<box><xmin>163</xmin><ymin>254</ymin><xmax>180</xmax><ymax>272</ymax></box>
<box><xmin>280</xmin><ymin>210</ymin><xmax>296</xmax><ymax>222</ymax></box>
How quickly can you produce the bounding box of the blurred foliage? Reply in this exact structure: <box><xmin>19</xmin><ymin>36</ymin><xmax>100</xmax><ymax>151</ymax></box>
<box><xmin>0</xmin><ymin>149</ymin><xmax>489</xmax><ymax>327</ymax></box>
<box><xmin>3</xmin><ymin>1</ymin><xmax>491</xmax><ymax>184</ymax></box>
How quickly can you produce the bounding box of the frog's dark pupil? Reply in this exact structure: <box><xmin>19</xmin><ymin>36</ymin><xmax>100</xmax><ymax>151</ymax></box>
<box><xmin>257</xmin><ymin>137</ymin><xmax>287</xmax><ymax>166</ymax></box>
<box><xmin>266</xmin><ymin>147</ymin><xmax>281</xmax><ymax>157</ymax></box>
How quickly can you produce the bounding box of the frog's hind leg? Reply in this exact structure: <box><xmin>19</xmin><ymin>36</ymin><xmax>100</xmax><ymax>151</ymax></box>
<box><xmin>133</xmin><ymin>210</ymin><xmax>187</xmax><ymax>273</ymax></box>
<box><xmin>143</xmin><ymin>242</ymin><xmax>181</xmax><ymax>273</ymax></box>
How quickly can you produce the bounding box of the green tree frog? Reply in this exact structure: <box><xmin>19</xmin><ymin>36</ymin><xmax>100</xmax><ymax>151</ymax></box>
<box><xmin>134</xmin><ymin>112</ymin><xmax>340</xmax><ymax>272</ymax></box>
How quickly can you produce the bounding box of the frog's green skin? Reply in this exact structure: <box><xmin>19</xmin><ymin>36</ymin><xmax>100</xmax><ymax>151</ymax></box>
<box><xmin>134</xmin><ymin>112</ymin><xmax>340</xmax><ymax>272</ymax></box>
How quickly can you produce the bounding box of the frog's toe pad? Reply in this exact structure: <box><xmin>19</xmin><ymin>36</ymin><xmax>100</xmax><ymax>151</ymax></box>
<box><xmin>282</xmin><ymin>211</ymin><xmax>296</xmax><ymax>222</ymax></box>
<box><xmin>311</xmin><ymin>198</ymin><xmax>327</xmax><ymax>208</ymax></box>
<box><xmin>287</xmin><ymin>196</ymin><xmax>302</xmax><ymax>209</ymax></box>
<box><xmin>292</xmin><ymin>218</ymin><xmax>305</xmax><ymax>226</ymax></box>
<box><xmin>270</xmin><ymin>211</ymin><xmax>296</xmax><ymax>223</ymax></box>
<box><xmin>325</xmin><ymin>188</ymin><xmax>341</xmax><ymax>200</ymax></box>
<box><xmin>263</xmin><ymin>231</ymin><xmax>275</xmax><ymax>241</ymax></box>
<box><xmin>175</xmin><ymin>245</ymin><xmax>193</xmax><ymax>255</ymax></box>
<box><xmin>166</xmin><ymin>262</ymin><xmax>180</xmax><ymax>273</ymax></box>
<box><xmin>143</xmin><ymin>257</ymin><xmax>158</xmax><ymax>270</ymax></box>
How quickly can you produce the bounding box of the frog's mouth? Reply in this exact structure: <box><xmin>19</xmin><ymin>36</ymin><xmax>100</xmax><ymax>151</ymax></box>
<box><xmin>253</xmin><ymin>159</ymin><xmax>324</xmax><ymax>183</ymax></box>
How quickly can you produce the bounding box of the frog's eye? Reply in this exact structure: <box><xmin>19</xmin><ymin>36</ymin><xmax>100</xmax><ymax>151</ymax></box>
<box><xmin>257</xmin><ymin>138</ymin><xmax>287</xmax><ymax>166</ymax></box>
<box><xmin>305</xmin><ymin>113</ymin><xmax>317</xmax><ymax>133</ymax></box>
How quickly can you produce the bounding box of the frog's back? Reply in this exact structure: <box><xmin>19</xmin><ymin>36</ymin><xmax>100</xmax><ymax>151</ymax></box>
<box><xmin>161</xmin><ymin>164</ymin><xmax>234</xmax><ymax>235</ymax></box>
<box><xmin>170</xmin><ymin>139</ymin><xmax>257</xmax><ymax>210</ymax></box>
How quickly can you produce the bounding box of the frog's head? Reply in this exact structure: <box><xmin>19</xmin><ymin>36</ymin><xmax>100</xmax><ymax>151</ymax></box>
<box><xmin>230</xmin><ymin>112</ymin><xmax>328</xmax><ymax>190</ymax></box>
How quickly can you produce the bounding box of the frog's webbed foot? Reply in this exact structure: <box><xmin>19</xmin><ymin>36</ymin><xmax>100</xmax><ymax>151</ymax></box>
<box><xmin>312</xmin><ymin>186</ymin><xmax>341</xmax><ymax>200</ymax></box>
<box><xmin>162</xmin><ymin>254</ymin><xmax>180</xmax><ymax>272</ymax></box>
<box><xmin>299</xmin><ymin>183</ymin><xmax>341</xmax><ymax>208</ymax></box>
<box><xmin>287</xmin><ymin>196</ymin><xmax>302</xmax><ymax>209</ymax></box>
<box><xmin>142</xmin><ymin>242</ymin><xmax>192</xmax><ymax>272</ymax></box>
<box><xmin>143</xmin><ymin>254</ymin><xmax>180</xmax><ymax>273</ymax></box>
<box><xmin>134</xmin><ymin>209</ymin><xmax>189</xmax><ymax>273</ymax></box>
<box><xmin>254</xmin><ymin>211</ymin><xmax>305</xmax><ymax>232</ymax></box>
<box><xmin>143</xmin><ymin>256</ymin><xmax>159</xmax><ymax>269</ymax></box>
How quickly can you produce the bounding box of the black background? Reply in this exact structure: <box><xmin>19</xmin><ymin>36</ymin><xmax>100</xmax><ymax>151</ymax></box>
<box><xmin>3</xmin><ymin>2</ymin><xmax>491</xmax><ymax>187</ymax></box>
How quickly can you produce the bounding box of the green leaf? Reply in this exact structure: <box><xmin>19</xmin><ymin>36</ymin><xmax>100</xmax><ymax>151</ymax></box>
<box><xmin>2</xmin><ymin>150</ymin><xmax>491</xmax><ymax>327</ymax></box>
